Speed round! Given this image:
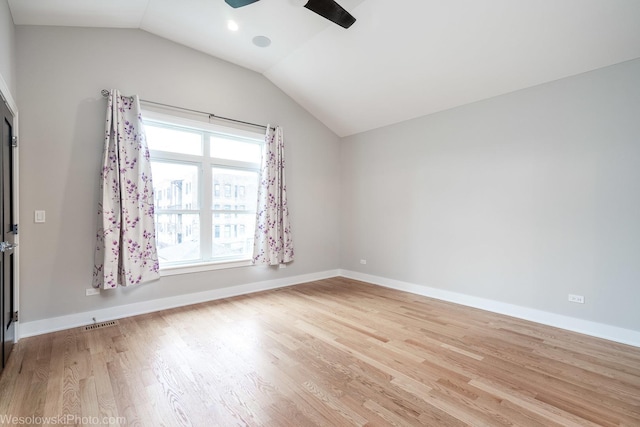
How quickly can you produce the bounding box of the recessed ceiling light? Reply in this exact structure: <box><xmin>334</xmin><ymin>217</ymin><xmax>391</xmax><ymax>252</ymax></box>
<box><xmin>252</xmin><ymin>35</ymin><xmax>271</xmax><ymax>48</ymax></box>
<box><xmin>227</xmin><ymin>20</ymin><xmax>239</xmax><ymax>31</ymax></box>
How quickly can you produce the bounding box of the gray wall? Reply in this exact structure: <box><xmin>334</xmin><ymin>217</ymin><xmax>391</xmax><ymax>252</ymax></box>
<box><xmin>14</xmin><ymin>23</ymin><xmax>640</xmax><ymax>334</ymax></box>
<box><xmin>0</xmin><ymin>0</ymin><xmax>16</xmax><ymax>96</ymax></box>
<box><xmin>16</xmin><ymin>26</ymin><xmax>341</xmax><ymax>323</ymax></box>
<box><xmin>341</xmin><ymin>58</ymin><xmax>640</xmax><ymax>331</ymax></box>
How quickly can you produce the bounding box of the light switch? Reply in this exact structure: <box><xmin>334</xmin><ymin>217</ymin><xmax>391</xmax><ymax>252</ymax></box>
<box><xmin>34</xmin><ymin>210</ymin><xmax>46</xmax><ymax>223</ymax></box>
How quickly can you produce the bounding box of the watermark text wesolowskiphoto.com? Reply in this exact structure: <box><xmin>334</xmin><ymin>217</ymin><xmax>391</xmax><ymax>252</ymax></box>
<box><xmin>0</xmin><ymin>414</ymin><xmax>127</xmax><ymax>425</ymax></box>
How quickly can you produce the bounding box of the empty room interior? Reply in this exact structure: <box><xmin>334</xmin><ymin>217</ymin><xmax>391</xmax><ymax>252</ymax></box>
<box><xmin>0</xmin><ymin>0</ymin><xmax>639</xmax><ymax>425</ymax></box>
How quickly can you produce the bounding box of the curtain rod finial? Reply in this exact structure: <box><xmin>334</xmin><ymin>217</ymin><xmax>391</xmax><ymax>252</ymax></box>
<box><xmin>101</xmin><ymin>89</ymin><xmax>110</xmax><ymax>98</ymax></box>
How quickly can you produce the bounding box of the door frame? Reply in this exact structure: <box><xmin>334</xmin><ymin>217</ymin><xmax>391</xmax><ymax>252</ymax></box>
<box><xmin>0</xmin><ymin>74</ymin><xmax>19</xmax><ymax>343</ymax></box>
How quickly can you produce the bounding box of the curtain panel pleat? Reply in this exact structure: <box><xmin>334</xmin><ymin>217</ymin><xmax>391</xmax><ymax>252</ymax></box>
<box><xmin>253</xmin><ymin>126</ymin><xmax>294</xmax><ymax>265</ymax></box>
<box><xmin>93</xmin><ymin>89</ymin><xmax>160</xmax><ymax>288</ymax></box>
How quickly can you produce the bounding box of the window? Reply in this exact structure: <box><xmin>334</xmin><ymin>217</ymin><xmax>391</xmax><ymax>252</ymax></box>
<box><xmin>144</xmin><ymin>112</ymin><xmax>262</xmax><ymax>271</ymax></box>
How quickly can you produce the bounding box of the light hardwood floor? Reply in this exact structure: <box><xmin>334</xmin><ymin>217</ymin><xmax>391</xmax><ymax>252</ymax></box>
<box><xmin>1</xmin><ymin>277</ymin><xmax>639</xmax><ymax>426</ymax></box>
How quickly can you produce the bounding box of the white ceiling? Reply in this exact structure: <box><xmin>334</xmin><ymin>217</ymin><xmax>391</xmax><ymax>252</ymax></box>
<box><xmin>8</xmin><ymin>0</ymin><xmax>640</xmax><ymax>137</ymax></box>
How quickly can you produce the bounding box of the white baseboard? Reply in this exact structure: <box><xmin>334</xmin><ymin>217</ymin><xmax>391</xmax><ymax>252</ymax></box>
<box><xmin>19</xmin><ymin>269</ymin><xmax>340</xmax><ymax>338</ymax></box>
<box><xmin>339</xmin><ymin>269</ymin><xmax>640</xmax><ymax>348</ymax></box>
<box><xmin>20</xmin><ymin>268</ymin><xmax>640</xmax><ymax>348</ymax></box>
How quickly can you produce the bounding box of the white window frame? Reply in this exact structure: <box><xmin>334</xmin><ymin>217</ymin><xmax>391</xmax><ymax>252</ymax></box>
<box><xmin>143</xmin><ymin>109</ymin><xmax>264</xmax><ymax>276</ymax></box>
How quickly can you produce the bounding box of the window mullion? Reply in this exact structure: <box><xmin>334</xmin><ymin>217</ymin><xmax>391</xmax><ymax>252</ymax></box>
<box><xmin>201</xmin><ymin>133</ymin><xmax>213</xmax><ymax>260</ymax></box>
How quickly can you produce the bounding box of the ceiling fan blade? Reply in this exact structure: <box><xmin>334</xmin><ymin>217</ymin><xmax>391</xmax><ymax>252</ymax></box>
<box><xmin>304</xmin><ymin>0</ymin><xmax>356</xmax><ymax>29</ymax></box>
<box><xmin>225</xmin><ymin>0</ymin><xmax>260</xmax><ymax>8</ymax></box>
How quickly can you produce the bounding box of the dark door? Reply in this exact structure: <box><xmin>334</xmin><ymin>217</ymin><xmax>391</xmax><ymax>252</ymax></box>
<box><xmin>0</xmin><ymin>98</ymin><xmax>16</xmax><ymax>370</ymax></box>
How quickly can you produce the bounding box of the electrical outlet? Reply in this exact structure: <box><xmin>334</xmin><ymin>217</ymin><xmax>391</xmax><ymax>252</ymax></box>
<box><xmin>86</xmin><ymin>288</ymin><xmax>100</xmax><ymax>296</ymax></box>
<box><xmin>568</xmin><ymin>294</ymin><xmax>584</xmax><ymax>304</ymax></box>
<box><xmin>360</xmin><ymin>259</ymin><xmax>367</xmax><ymax>265</ymax></box>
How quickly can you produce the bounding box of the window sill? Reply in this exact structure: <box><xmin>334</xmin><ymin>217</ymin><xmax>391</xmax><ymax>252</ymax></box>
<box><xmin>159</xmin><ymin>259</ymin><xmax>254</xmax><ymax>276</ymax></box>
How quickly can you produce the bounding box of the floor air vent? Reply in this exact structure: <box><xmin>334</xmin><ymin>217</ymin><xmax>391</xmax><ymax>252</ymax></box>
<box><xmin>82</xmin><ymin>320</ymin><xmax>119</xmax><ymax>331</ymax></box>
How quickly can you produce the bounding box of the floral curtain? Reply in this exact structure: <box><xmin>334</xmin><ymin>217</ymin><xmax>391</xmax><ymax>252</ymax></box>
<box><xmin>93</xmin><ymin>89</ymin><xmax>159</xmax><ymax>288</ymax></box>
<box><xmin>253</xmin><ymin>125</ymin><xmax>294</xmax><ymax>265</ymax></box>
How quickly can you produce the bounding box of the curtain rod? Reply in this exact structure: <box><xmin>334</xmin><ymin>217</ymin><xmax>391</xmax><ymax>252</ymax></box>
<box><xmin>100</xmin><ymin>89</ymin><xmax>272</xmax><ymax>131</ymax></box>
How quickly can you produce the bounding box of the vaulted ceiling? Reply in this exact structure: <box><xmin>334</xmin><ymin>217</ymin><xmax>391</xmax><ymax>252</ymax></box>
<box><xmin>8</xmin><ymin>0</ymin><xmax>640</xmax><ymax>136</ymax></box>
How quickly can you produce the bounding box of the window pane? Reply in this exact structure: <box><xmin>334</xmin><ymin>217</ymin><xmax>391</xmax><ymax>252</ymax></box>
<box><xmin>210</xmin><ymin>135</ymin><xmax>261</xmax><ymax>163</ymax></box>
<box><xmin>151</xmin><ymin>162</ymin><xmax>199</xmax><ymax>210</ymax></box>
<box><xmin>211</xmin><ymin>213</ymin><xmax>255</xmax><ymax>260</ymax></box>
<box><xmin>212</xmin><ymin>168</ymin><xmax>258</xmax><ymax>207</ymax></box>
<box><xmin>146</xmin><ymin>123</ymin><xmax>202</xmax><ymax>155</ymax></box>
<box><xmin>156</xmin><ymin>213</ymin><xmax>200</xmax><ymax>264</ymax></box>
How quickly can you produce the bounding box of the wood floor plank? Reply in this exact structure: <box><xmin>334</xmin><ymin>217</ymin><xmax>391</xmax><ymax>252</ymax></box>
<box><xmin>1</xmin><ymin>278</ymin><xmax>639</xmax><ymax>426</ymax></box>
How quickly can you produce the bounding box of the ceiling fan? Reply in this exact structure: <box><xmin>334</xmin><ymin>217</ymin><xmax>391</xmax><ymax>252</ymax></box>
<box><xmin>225</xmin><ymin>0</ymin><xmax>356</xmax><ymax>29</ymax></box>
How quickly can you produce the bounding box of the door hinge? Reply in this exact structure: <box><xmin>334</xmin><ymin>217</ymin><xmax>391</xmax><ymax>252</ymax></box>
<box><xmin>11</xmin><ymin>136</ymin><xmax>17</xmax><ymax>147</ymax></box>
<box><xmin>12</xmin><ymin>311</ymin><xmax>18</xmax><ymax>322</ymax></box>
<box><xmin>11</xmin><ymin>224</ymin><xmax>18</xmax><ymax>234</ymax></box>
